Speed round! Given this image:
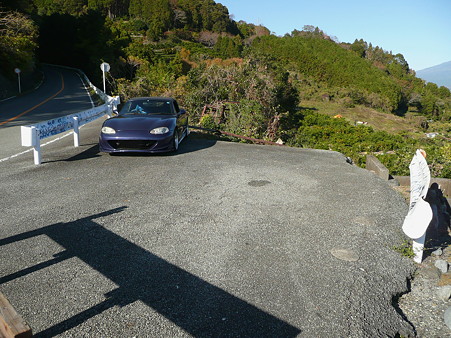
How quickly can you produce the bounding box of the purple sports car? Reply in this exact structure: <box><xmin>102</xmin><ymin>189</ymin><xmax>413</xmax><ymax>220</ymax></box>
<box><xmin>99</xmin><ymin>97</ymin><xmax>189</xmax><ymax>153</ymax></box>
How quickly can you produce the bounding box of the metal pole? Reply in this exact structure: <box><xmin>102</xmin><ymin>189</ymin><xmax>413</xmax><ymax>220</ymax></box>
<box><xmin>103</xmin><ymin>70</ymin><xmax>106</xmax><ymax>94</ymax></box>
<box><xmin>17</xmin><ymin>72</ymin><xmax>21</xmax><ymax>94</ymax></box>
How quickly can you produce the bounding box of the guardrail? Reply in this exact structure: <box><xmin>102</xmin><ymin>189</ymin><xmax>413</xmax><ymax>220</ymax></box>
<box><xmin>20</xmin><ymin>65</ymin><xmax>120</xmax><ymax>165</ymax></box>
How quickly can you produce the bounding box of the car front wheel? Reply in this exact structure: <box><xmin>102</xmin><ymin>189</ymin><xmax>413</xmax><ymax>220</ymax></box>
<box><xmin>172</xmin><ymin>131</ymin><xmax>179</xmax><ymax>152</ymax></box>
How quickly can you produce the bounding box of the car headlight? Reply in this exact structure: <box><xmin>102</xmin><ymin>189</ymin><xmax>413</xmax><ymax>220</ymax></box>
<box><xmin>150</xmin><ymin>127</ymin><xmax>169</xmax><ymax>134</ymax></box>
<box><xmin>101</xmin><ymin>126</ymin><xmax>116</xmax><ymax>134</ymax></box>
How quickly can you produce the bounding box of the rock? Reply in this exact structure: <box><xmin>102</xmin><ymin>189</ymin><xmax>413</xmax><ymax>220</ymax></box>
<box><xmin>421</xmin><ymin>266</ymin><xmax>442</xmax><ymax>281</ymax></box>
<box><xmin>432</xmin><ymin>248</ymin><xmax>443</xmax><ymax>256</ymax></box>
<box><xmin>438</xmin><ymin>274</ymin><xmax>451</xmax><ymax>286</ymax></box>
<box><xmin>437</xmin><ymin>286</ymin><xmax>451</xmax><ymax>301</ymax></box>
<box><xmin>435</xmin><ymin>260</ymin><xmax>449</xmax><ymax>274</ymax></box>
<box><xmin>444</xmin><ymin>307</ymin><xmax>451</xmax><ymax>330</ymax></box>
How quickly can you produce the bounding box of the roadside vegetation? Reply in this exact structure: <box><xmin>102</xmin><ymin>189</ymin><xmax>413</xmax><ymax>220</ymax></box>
<box><xmin>1</xmin><ymin>0</ymin><xmax>450</xmax><ymax>177</ymax></box>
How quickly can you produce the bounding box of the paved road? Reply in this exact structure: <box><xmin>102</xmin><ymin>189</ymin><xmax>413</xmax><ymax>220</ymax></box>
<box><xmin>0</xmin><ymin>65</ymin><xmax>93</xmax><ymax>161</ymax></box>
<box><xmin>0</xmin><ymin>117</ymin><xmax>415</xmax><ymax>337</ymax></box>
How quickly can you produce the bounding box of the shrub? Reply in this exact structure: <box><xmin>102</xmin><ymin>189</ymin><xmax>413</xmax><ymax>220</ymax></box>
<box><xmin>199</xmin><ymin>114</ymin><xmax>219</xmax><ymax>130</ymax></box>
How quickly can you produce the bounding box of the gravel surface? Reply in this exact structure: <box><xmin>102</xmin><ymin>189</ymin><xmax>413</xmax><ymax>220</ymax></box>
<box><xmin>399</xmin><ymin>246</ymin><xmax>451</xmax><ymax>337</ymax></box>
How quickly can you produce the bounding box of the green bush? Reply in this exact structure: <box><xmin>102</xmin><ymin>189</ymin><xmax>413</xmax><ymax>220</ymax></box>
<box><xmin>393</xmin><ymin>240</ymin><xmax>415</xmax><ymax>258</ymax></box>
<box><xmin>199</xmin><ymin>115</ymin><xmax>219</xmax><ymax>130</ymax></box>
<box><xmin>280</xmin><ymin>110</ymin><xmax>450</xmax><ymax>178</ymax></box>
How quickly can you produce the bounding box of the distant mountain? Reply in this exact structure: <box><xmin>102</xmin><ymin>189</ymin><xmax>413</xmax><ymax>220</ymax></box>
<box><xmin>416</xmin><ymin>61</ymin><xmax>451</xmax><ymax>89</ymax></box>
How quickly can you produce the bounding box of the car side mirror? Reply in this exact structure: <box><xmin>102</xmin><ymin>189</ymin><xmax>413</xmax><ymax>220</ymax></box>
<box><xmin>179</xmin><ymin>109</ymin><xmax>186</xmax><ymax>115</ymax></box>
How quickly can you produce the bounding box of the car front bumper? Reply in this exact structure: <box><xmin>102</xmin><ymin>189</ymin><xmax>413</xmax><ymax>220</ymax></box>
<box><xmin>99</xmin><ymin>131</ymin><xmax>175</xmax><ymax>153</ymax></box>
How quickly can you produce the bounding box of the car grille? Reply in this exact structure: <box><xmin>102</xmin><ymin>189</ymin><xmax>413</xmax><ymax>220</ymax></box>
<box><xmin>108</xmin><ymin>140</ymin><xmax>157</xmax><ymax>150</ymax></box>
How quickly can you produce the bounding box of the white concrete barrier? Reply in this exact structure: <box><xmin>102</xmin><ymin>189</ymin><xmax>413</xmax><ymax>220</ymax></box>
<box><xmin>402</xmin><ymin>149</ymin><xmax>432</xmax><ymax>263</ymax></box>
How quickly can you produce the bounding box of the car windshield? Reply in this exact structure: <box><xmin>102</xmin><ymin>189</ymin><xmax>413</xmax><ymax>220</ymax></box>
<box><xmin>120</xmin><ymin>99</ymin><xmax>174</xmax><ymax>115</ymax></box>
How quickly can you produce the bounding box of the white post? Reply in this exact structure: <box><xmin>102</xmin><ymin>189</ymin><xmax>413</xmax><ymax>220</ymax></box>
<box><xmin>73</xmin><ymin>116</ymin><xmax>80</xmax><ymax>147</ymax></box>
<box><xmin>32</xmin><ymin>127</ymin><xmax>41</xmax><ymax>165</ymax></box>
<box><xmin>402</xmin><ymin>149</ymin><xmax>432</xmax><ymax>263</ymax></box>
<box><xmin>413</xmin><ymin>234</ymin><xmax>426</xmax><ymax>263</ymax></box>
<box><xmin>107</xmin><ymin>98</ymin><xmax>115</xmax><ymax>117</ymax></box>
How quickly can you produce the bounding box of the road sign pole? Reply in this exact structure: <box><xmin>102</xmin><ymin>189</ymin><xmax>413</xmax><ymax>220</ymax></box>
<box><xmin>102</xmin><ymin>70</ymin><xmax>106</xmax><ymax>94</ymax></box>
<box><xmin>100</xmin><ymin>62</ymin><xmax>110</xmax><ymax>95</ymax></box>
<box><xmin>15</xmin><ymin>68</ymin><xmax>21</xmax><ymax>94</ymax></box>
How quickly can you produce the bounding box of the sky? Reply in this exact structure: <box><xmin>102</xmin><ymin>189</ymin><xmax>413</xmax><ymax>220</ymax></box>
<box><xmin>218</xmin><ymin>0</ymin><xmax>451</xmax><ymax>71</ymax></box>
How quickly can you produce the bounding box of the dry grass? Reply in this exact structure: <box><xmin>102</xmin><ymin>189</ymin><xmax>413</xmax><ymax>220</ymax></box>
<box><xmin>301</xmin><ymin>100</ymin><xmax>423</xmax><ymax>134</ymax></box>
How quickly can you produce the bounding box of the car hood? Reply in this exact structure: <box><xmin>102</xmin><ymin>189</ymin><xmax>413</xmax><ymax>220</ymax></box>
<box><xmin>104</xmin><ymin>115</ymin><xmax>176</xmax><ymax>131</ymax></box>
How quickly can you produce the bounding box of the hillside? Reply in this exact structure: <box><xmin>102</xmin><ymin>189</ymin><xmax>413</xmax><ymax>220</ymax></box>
<box><xmin>417</xmin><ymin>61</ymin><xmax>451</xmax><ymax>89</ymax></box>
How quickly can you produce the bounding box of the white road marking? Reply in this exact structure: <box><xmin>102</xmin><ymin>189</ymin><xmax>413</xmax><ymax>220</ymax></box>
<box><xmin>76</xmin><ymin>73</ymin><xmax>95</xmax><ymax>108</ymax></box>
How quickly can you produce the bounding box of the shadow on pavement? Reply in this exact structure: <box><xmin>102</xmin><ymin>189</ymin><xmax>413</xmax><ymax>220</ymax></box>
<box><xmin>42</xmin><ymin>136</ymin><xmax>217</xmax><ymax>164</ymax></box>
<box><xmin>95</xmin><ymin>137</ymin><xmax>217</xmax><ymax>158</ymax></box>
<box><xmin>0</xmin><ymin>207</ymin><xmax>300</xmax><ymax>337</ymax></box>
<box><xmin>422</xmin><ymin>183</ymin><xmax>451</xmax><ymax>259</ymax></box>
<box><xmin>40</xmin><ymin>143</ymin><xmax>101</xmax><ymax>164</ymax></box>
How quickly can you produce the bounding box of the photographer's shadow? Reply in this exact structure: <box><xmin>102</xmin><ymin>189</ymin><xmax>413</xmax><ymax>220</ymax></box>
<box><xmin>0</xmin><ymin>207</ymin><xmax>300</xmax><ymax>337</ymax></box>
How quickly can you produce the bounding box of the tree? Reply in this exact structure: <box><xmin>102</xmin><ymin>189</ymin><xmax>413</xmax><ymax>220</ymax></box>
<box><xmin>33</xmin><ymin>0</ymin><xmax>88</xmax><ymax>16</ymax></box>
<box><xmin>302</xmin><ymin>25</ymin><xmax>315</xmax><ymax>33</ymax></box>
<box><xmin>213</xmin><ymin>36</ymin><xmax>243</xmax><ymax>59</ymax></box>
<box><xmin>129</xmin><ymin>0</ymin><xmax>172</xmax><ymax>40</ymax></box>
<box><xmin>420</xmin><ymin>93</ymin><xmax>437</xmax><ymax>115</ymax></box>
<box><xmin>0</xmin><ymin>10</ymin><xmax>38</xmax><ymax>75</ymax></box>
<box><xmin>1</xmin><ymin>0</ymin><xmax>35</xmax><ymax>13</ymax></box>
<box><xmin>38</xmin><ymin>10</ymin><xmax>117</xmax><ymax>82</ymax></box>
<box><xmin>176</xmin><ymin>0</ymin><xmax>237</xmax><ymax>34</ymax></box>
<box><xmin>350</xmin><ymin>39</ymin><xmax>366</xmax><ymax>58</ymax></box>
<box><xmin>88</xmin><ymin>0</ymin><xmax>130</xmax><ymax>18</ymax></box>
<box><xmin>393</xmin><ymin>53</ymin><xmax>409</xmax><ymax>72</ymax></box>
